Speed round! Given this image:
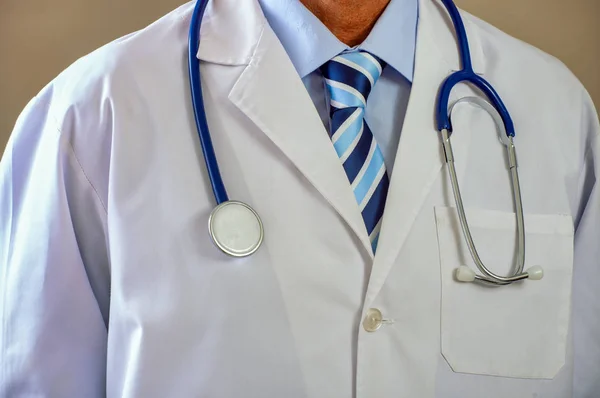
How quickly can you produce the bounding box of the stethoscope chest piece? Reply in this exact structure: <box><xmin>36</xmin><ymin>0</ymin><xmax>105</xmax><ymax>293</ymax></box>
<box><xmin>208</xmin><ymin>201</ymin><xmax>264</xmax><ymax>257</ymax></box>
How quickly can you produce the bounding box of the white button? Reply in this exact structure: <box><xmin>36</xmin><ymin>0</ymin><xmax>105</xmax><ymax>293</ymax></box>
<box><xmin>363</xmin><ymin>308</ymin><xmax>383</xmax><ymax>332</ymax></box>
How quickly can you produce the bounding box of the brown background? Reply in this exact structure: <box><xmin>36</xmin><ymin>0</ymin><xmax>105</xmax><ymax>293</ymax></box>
<box><xmin>1</xmin><ymin>0</ymin><xmax>599</xmax><ymax>150</ymax></box>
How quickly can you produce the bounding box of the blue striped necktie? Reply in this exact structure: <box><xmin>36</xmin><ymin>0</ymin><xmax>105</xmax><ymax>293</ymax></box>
<box><xmin>321</xmin><ymin>50</ymin><xmax>390</xmax><ymax>253</ymax></box>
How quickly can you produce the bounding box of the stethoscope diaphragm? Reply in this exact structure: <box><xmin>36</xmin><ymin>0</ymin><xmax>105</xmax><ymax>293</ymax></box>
<box><xmin>208</xmin><ymin>201</ymin><xmax>264</xmax><ymax>257</ymax></box>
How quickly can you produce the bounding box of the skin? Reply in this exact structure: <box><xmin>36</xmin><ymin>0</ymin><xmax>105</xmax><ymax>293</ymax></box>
<box><xmin>300</xmin><ymin>0</ymin><xmax>392</xmax><ymax>46</ymax></box>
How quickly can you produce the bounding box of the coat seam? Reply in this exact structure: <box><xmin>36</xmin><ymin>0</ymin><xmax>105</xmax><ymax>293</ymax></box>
<box><xmin>63</xmin><ymin>139</ymin><xmax>108</xmax><ymax>215</ymax></box>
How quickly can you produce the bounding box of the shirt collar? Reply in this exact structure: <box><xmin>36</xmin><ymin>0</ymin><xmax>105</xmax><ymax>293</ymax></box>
<box><xmin>258</xmin><ymin>0</ymin><xmax>418</xmax><ymax>82</ymax></box>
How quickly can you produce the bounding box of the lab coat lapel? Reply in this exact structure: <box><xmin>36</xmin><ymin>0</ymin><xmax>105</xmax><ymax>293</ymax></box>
<box><xmin>198</xmin><ymin>1</ymin><xmax>375</xmax><ymax>257</ymax></box>
<box><xmin>364</xmin><ymin>0</ymin><xmax>486</xmax><ymax>302</ymax></box>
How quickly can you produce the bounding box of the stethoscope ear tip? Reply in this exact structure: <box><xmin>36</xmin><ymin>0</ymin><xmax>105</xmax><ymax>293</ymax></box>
<box><xmin>455</xmin><ymin>265</ymin><xmax>476</xmax><ymax>282</ymax></box>
<box><xmin>525</xmin><ymin>265</ymin><xmax>544</xmax><ymax>280</ymax></box>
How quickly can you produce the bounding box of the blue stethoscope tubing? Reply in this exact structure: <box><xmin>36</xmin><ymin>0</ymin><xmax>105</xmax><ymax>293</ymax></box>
<box><xmin>189</xmin><ymin>0</ymin><xmax>265</xmax><ymax>258</ymax></box>
<box><xmin>435</xmin><ymin>0</ymin><xmax>514</xmax><ymax>136</ymax></box>
<box><xmin>187</xmin><ymin>0</ymin><xmax>544</xmax><ymax>282</ymax></box>
<box><xmin>188</xmin><ymin>0</ymin><xmax>228</xmax><ymax>204</ymax></box>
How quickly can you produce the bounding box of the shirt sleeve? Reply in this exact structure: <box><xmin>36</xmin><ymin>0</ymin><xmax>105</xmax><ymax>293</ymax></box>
<box><xmin>572</xmin><ymin>89</ymin><xmax>600</xmax><ymax>398</ymax></box>
<box><xmin>0</xmin><ymin>85</ymin><xmax>110</xmax><ymax>397</ymax></box>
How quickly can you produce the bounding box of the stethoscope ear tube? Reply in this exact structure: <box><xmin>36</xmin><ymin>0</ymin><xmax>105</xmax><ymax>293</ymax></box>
<box><xmin>442</xmin><ymin>98</ymin><xmax>543</xmax><ymax>285</ymax></box>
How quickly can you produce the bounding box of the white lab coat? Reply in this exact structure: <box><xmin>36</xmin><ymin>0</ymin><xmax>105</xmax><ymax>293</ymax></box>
<box><xmin>1</xmin><ymin>0</ymin><xmax>599</xmax><ymax>397</ymax></box>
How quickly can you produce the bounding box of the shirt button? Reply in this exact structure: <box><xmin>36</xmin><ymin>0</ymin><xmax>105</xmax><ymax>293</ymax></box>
<box><xmin>363</xmin><ymin>308</ymin><xmax>383</xmax><ymax>332</ymax></box>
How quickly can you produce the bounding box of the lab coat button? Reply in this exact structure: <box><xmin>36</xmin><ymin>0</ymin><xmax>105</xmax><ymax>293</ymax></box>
<box><xmin>363</xmin><ymin>308</ymin><xmax>383</xmax><ymax>332</ymax></box>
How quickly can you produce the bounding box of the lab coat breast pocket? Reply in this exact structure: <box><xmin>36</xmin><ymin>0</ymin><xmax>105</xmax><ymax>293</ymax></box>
<box><xmin>434</xmin><ymin>206</ymin><xmax>574</xmax><ymax>379</ymax></box>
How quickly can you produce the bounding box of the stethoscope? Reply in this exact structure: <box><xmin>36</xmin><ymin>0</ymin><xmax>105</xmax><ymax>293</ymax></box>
<box><xmin>188</xmin><ymin>0</ymin><xmax>544</xmax><ymax>285</ymax></box>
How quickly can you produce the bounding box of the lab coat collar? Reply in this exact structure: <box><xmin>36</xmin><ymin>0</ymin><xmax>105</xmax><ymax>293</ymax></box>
<box><xmin>196</xmin><ymin>0</ymin><xmax>487</xmax><ymax>267</ymax></box>
<box><xmin>195</xmin><ymin>0</ymin><xmax>266</xmax><ymax>66</ymax></box>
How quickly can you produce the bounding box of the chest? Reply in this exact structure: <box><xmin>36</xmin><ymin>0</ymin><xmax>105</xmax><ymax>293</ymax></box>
<box><xmin>102</xmin><ymin>72</ymin><xmax>575</xmax><ymax>396</ymax></box>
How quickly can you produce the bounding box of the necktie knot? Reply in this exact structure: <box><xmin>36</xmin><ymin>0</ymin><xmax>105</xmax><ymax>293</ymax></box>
<box><xmin>321</xmin><ymin>50</ymin><xmax>387</xmax><ymax>110</ymax></box>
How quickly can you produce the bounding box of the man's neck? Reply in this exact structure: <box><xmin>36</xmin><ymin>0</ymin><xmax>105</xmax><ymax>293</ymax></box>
<box><xmin>300</xmin><ymin>0</ymin><xmax>391</xmax><ymax>47</ymax></box>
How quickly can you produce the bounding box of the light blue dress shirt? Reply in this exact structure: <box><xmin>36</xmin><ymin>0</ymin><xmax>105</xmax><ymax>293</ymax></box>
<box><xmin>258</xmin><ymin>0</ymin><xmax>418</xmax><ymax>172</ymax></box>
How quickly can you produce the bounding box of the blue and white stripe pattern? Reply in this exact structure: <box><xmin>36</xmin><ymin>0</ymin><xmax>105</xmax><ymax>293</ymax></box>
<box><xmin>321</xmin><ymin>50</ymin><xmax>389</xmax><ymax>253</ymax></box>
